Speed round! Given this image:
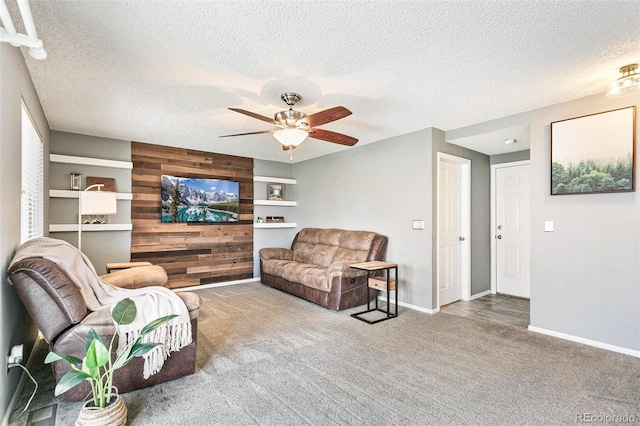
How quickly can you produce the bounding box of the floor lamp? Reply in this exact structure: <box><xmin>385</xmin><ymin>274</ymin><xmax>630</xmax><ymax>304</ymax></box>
<box><xmin>78</xmin><ymin>184</ymin><xmax>117</xmax><ymax>252</ymax></box>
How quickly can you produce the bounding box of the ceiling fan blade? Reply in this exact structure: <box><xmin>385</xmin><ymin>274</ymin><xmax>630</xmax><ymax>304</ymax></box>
<box><xmin>219</xmin><ymin>130</ymin><xmax>273</xmax><ymax>138</ymax></box>
<box><xmin>228</xmin><ymin>108</ymin><xmax>276</xmax><ymax>125</ymax></box>
<box><xmin>306</xmin><ymin>106</ymin><xmax>352</xmax><ymax>127</ymax></box>
<box><xmin>308</xmin><ymin>128</ymin><xmax>358</xmax><ymax>146</ymax></box>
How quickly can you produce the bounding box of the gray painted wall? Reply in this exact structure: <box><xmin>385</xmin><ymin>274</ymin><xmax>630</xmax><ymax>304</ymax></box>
<box><xmin>253</xmin><ymin>160</ymin><xmax>297</xmax><ymax>277</ymax></box>
<box><xmin>49</xmin><ymin>131</ymin><xmax>132</xmax><ymax>275</ymax></box>
<box><xmin>1</xmin><ymin>44</ymin><xmax>50</xmax><ymax>419</ymax></box>
<box><xmin>293</xmin><ymin>128</ymin><xmax>491</xmax><ymax>310</ymax></box>
<box><xmin>447</xmin><ymin>93</ymin><xmax>639</xmax><ymax>352</ymax></box>
<box><xmin>294</xmin><ymin>128</ymin><xmax>435</xmax><ymax>309</ymax></box>
<box><xmin>530</xmin><ymin>94</ymin><xmax>638</xmax><ymax>351</ymax></box>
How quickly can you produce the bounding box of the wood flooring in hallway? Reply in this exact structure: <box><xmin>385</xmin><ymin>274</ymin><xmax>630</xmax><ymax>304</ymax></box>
<box><xmin>440</xmin><ymin>293</ymin><xmax>530</xmax><ymax>328</ymax></box>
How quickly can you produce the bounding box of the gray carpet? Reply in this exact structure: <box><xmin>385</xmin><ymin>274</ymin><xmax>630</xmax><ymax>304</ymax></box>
<box><xmin>9</xmin><ymin>283</ymin><xmax>640</xmax><ymax>425</ymax></box>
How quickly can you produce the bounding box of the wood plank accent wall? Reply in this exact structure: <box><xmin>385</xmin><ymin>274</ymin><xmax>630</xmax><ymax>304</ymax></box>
<box><xmin>130</xmin><ymin>141</ymin><xmax>254</xmax><ymax>288</ymax></box>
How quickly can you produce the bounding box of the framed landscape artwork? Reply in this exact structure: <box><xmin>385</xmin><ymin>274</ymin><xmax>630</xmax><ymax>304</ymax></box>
<box><xmin>550</xmin><ymin>106</ymin><xmax>635</xmax><ymax>195</ymax></box>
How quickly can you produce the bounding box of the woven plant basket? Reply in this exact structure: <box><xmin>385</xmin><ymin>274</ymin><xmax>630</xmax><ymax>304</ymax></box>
<box><xmin>75</xmin><ymin>391</ymin><xmax>127</xmax><ymax>426</ymax></box>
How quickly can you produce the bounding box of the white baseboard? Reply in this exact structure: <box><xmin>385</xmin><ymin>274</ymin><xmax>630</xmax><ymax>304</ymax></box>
<box><xmin>527</xmin><ymin>325</ymin><xmax>640</xmax><ymax>358</ymax></box>
<box><xmin>174</xmin><ymin>278</ymin><xmax>260</xmax><ymax>293</ymax></box>
<box><xmin>469</xmin><ymin>290</ymin><xmax>491</xmax><ymax>301</ymax></box>
<box><xmin>377</xmin><ymin>296</ymin><xmax>439</xmax><ymax>314</ymax></box>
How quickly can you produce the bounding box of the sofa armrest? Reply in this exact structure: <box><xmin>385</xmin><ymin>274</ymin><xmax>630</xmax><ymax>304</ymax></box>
<box><xmin>100</xmin><ymin>265</ymin><xmax>168</xmax><ymax>289</ymax></box>
<box><xmin>259</xmin><ymin>248</ymin><xmax>293</xmax><ymax>261</ymax></box>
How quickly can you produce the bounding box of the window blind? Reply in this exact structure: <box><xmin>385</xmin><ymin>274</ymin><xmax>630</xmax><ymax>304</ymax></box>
<box><xmin>21</xmin><ymin>104</ymin><xmax>44</xmax><ymax>243</ymax></box>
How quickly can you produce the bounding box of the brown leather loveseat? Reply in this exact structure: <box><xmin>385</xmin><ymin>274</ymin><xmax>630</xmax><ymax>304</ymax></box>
<box><xmin>8</xmin><ymin>255</ymin><xmax>201</xmax><ymax>402</ymax></box>
<box><xmin>259</xmin><ymin>228</ymin><xmax>387</xmax><ymax>310</ymax></box>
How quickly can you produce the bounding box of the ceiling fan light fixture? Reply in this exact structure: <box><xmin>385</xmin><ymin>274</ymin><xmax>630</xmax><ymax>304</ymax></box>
<box><xmin>275</xmin><ymin>110</ymin><xmax>307</xmax><ymax>128</ymax></box>
<box><xmin>606</xmin><ymin>63</ymin><xmax>640</xmax><ymax>98</ymax></box>
<box><xmin>273</xmin><ymin>128</ymin><xmax>308</xmax><ymax>147</ymax></box>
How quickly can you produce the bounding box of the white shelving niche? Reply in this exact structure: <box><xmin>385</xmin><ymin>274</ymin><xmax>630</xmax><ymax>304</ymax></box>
<box><xmin>49</xmin><ymin>154</ymin><xmax>133</xmax><ymax>233</ymax></box>
<box><xmin>253</xmin><ymin>175</ymin><xmax>297</xmax><ymax>229</ymax></box>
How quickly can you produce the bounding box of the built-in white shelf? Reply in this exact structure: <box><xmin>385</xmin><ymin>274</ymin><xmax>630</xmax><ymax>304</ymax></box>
<box><xmin>49</xmin><ymin>224</ymin><xmax>133</xmax><ymax>232</ymax></box>
<box><xmin>49</xmin><ymin>190</ymin><xmax>133</xmax><ymax>200</ymax></box>
<box><xmin>254</xmin><ymin>223</ymin><xmax>297</xmax><ymax>229</ymax></box>
<box><xmin>254</xmin><ymin>200</ymin><xmax>296</xmax><ymax>207</ymax></box>
<box><xmin>254</xmin><ymin>176</ymin><xmax>296</xmax><ymax>229</ymax></box>
<box><xmin>254</xmin><ymin>176</ymin><xmax>296</xmax><ymax>185</ymax></box>
<box><xmin>50</xmin><ymin>154</ymin><xmax>133</xmax><ymax>170</ymax></box>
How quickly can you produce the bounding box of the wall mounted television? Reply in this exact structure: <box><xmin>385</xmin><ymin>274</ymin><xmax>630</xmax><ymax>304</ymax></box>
<box><xmin>161</xmin><ymin>175</ymin><xmax>239</xmax><ymax>223</ymax></box>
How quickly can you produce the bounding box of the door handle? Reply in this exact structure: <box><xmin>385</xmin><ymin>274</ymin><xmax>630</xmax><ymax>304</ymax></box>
<box><xmin>496</xmin><ymin>235</ymin><xmax>502</xmax><ymax>239</ymax></box>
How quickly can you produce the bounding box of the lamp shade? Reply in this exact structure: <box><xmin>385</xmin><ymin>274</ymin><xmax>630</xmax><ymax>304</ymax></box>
<box><xmin>273</xmin><ymin>128</ymin><xmax>308</xmax><ymax>147</ymax></box>
<box><xmin>80</xmin><ymin>191</ymin><xmax>117</xmax><ymax>215</ymax></box>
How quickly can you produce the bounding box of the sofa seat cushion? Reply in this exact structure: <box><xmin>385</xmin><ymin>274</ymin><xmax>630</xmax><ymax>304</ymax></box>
<box><xmin>281</xmin><ymin>262</ymin><xmax>329</xmax><ymax>291</ymax></box>
<box><xmin>263</xmin><ymin>258</ymin><xmax>330</xmax><ymax>292</ymax></box>
<box><xmin>262</xmin><ymin>259</ymin><xmax>297</xmax><ymax>276</ymax></box>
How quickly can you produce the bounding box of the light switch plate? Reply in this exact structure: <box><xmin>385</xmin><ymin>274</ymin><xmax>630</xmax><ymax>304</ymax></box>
<box><xmin>412</xmin><ymin>220</ymin><xmax>425</xmax><ymax>230</ymax></box>
<box><xmin>544</xmin><ymin>220</ymin><xmax>554</xmax><ymax>232</ymax></box>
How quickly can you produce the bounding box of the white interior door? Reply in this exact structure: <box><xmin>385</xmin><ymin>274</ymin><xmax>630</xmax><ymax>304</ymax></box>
<box><xmin>494</xmin><ymin>163</ymin><xmax>530</xmax><ymax>298</ymax></box>
<box><xmin>438</xmin><ymin>154</ymin><xmax>470</xmax><ymax>306</ymax></box>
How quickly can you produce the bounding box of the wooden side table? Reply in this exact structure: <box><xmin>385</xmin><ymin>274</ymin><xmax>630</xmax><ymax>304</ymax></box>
<box><xmin>350</xmin><ymin>261</ymin><xmax>398</xmax><ymax>324</ymax></box>
<box><xmin>105</xmin><ymin>261</ymin><xmax>153</xmax><ymax>273</ymax></box>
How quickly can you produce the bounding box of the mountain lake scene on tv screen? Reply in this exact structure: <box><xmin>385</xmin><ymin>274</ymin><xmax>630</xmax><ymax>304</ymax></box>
<box><xmin>161</xmin><ymin>175</ymin><xmax>239</xmax><ymax>222</ymax></box>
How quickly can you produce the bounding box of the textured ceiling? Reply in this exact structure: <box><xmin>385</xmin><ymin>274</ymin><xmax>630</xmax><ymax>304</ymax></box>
<box><xmin>7</xmin><ymin>0</ymin><xmax>640</xmax><ymax>162</ymax></box>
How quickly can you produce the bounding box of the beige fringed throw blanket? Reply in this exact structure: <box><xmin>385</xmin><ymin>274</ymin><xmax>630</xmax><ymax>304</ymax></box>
<box><xmin>10</xmin><ymin>237</ymin><xmax>192</xmax><ymax>379</ymax></box>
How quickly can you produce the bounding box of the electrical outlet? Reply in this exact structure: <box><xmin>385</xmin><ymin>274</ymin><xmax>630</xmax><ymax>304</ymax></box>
<box><xmin>8</xmin><ymin>344</ymin><xmax>23</xmax><ymax>365</ymax></box>
<box><xmin>412</xmin><ymin>220</ymin><xmax>425</xmax><ymax>230</ymax></box>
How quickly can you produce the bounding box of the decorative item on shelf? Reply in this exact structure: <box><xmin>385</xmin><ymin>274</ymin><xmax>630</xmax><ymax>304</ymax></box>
<box><xmin>266</xmin><ymin>216</ymin><xmax>285</xmax><ymax>223</ymax></box>
<box><xmin>550</xmin><ymin>106</ymin><xmax>635</xmax><ymax>195</ymax></box>
<box><xmin>257</xmin><ymin>216</ymin><xmax>264</xmax><ymax>223</ymax></box>
<box><xmin>70</xmin><ymin>173</ymin><xmax>82</xmax><ymax>191</ymax></box>
<box><xmin>82</xmin><ymin>216</ymin><xmax>107</xmax><ymax>225</ymax></box>
<box><xmin>267</xmin><ymin>183</ymin><xmax>284</xmax><ymax>201</ymax></box>
<box><xmin>45</xmin><ymin>298</ymin><xmax>178</xmax><ymax>426</ymax></box>
<box><xmin>78</xmin><ymin>184</ymin><xmax>117</xmax><ymax>251</ymax></box>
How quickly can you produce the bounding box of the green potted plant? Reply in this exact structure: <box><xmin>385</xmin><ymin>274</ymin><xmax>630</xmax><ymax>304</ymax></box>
<box><xmin>45</xmin><ymin>298</ymin><xmax>178</xmax><ymax>425</ymax></box>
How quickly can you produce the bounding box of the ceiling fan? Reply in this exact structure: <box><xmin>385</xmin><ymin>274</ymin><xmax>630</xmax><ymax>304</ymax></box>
<box><xmin>220</xmin><ymin>92</ymin><xmax>358</xmax><ymax>157</ymax></box>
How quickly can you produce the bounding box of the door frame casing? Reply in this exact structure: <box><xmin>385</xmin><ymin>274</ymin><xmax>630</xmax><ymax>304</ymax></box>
<box><xmin>436</xmin><ymin>152</ymin><xmax>471</xmax><ymax>307</ymax></box>
<box><xmin>490</xmin><ymin>160</ymin><xmax>530</xmax><ymax>294</ymax></box>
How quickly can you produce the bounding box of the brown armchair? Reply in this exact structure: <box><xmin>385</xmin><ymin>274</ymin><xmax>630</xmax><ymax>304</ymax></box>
<box><xmin>8</xmin><ymin>256</ymin><xmax>201</xmax><ymax>402</ymax></box>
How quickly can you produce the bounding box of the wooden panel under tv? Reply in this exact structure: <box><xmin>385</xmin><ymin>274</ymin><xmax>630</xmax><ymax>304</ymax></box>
<box><xmin>131</xmin><ymin>142</ymin><xmax>254</xmax><ymax>288</ymax></box>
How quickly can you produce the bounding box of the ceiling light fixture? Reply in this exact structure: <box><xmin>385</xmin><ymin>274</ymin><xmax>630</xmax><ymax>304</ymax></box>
<box><xmin>606</xmin><ymin>63</ymin><xmax>640</xmax><ymax>98</ymax></box>
<box><xmin>273</xmin><ymin>128</ymin><xmax>308</xmax><ymax>148</ymax></box>
<box><xmin>503</xmin><ymin>138</ymin><xmax>517</xmax><ymax>145</ymax></box>
<box><xmin>273</xmin><ymin>128</ymin><xmax>309</xmax><ymax>160</ymax></box>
